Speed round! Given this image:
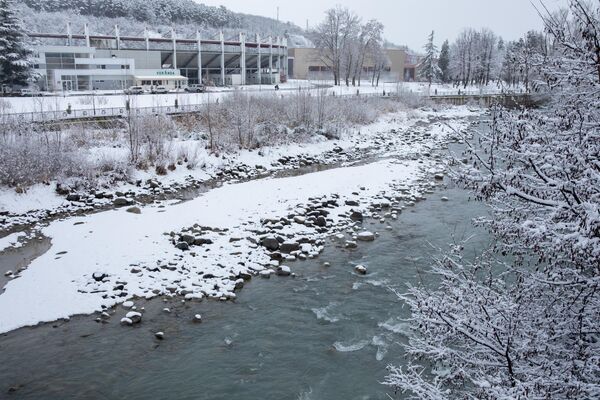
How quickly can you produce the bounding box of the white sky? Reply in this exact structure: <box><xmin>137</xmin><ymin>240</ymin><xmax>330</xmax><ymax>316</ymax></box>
<box><xmin>197</xmin><ymin>0</ymin><xmax>569</xmax><ymax>50</ymax></box>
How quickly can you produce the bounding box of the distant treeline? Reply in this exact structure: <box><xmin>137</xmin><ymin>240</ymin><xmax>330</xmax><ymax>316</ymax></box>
<box><xmin>24</xmin><ymin>0</ymin><xmax>240</xmax><ymax>28</ymax></box>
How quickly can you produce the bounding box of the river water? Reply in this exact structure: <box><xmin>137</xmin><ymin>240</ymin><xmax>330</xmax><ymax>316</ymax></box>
<box><xmin>0</xmin><ymin>178</ymin><xmax>491</xmax><ymax>400</ymax></box>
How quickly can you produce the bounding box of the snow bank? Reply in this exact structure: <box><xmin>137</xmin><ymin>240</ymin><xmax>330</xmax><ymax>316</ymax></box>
<box><xmin>0</xmin><ymin>159</ymin><xmax>422</xmax><ymax>333</ymax></box>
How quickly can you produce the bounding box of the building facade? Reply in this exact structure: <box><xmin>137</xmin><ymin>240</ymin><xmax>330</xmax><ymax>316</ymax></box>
<box><xmin>288</xmin><ymin>47</ymin><xmax>411</xmax><ymax>82</ymax></box>
<box><xmin>30</xmin><ymin>25</ymin><xmax>288</xmax><ymax>92</ymax></box>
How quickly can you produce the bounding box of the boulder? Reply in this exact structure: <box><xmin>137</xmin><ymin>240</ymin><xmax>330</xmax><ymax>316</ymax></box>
<box><xmin>126</xmin><ymin>311</ymin><xmax>142</xmax><ymax>324</ymax></box>
<box><xmin>315</xmin><ymin>216</ymin><xmax>327</xmax><ymax>227</ymax></box>
<box><xmin>280</xmin><ymin>241</ymin><xmax>300</xmax><ymax>253</ymax></box>
<box><xmin>113</xmin><ymin>197</ymin><xmax>133</xmax><ymax>207</ymax></box>
<box><xmin>345</xmin><ymin>241</ymin><xmax>358</xmax><ymax>249</ymax></box>
<box><xmin>350</xmin><ymin>211</ymin><xmax>364</xmax><ymax>221</ymax></box>
<box><xmin>259</xmin><ymin>269</ymin><xmax>273</xmax><ymax>278</ymax></box>
<box><xmin>293</xmin><ymin>216</ymin><xmax>306</xmax><ymax>224</ymax></box>
<box><xmin>194</xmin><ymin>237</ymin><xmax>213</xmax><ymax>246</ymax></box>
<box><xmin>180</xmin><ymin>234</ymin><xmax>195</xmax><ymax>245</ymax></box>
<box><xmin>357</xmin><ymin>231</ymin><xmax>375</xmax><ymax>241</ymax></box>
<box><xmin>126</xmin><ymin>206</ymin><xmax>141</xmax><ymax>214</ymax></box>
<box><xmin>66</xmin><ymin>194</ymin><xmax>81</xmax><ymax>202</ymax></box>
<box><xmin>345</xmin><ymin>200</ymin><xmax>359</xmax><ymax>206</ymax></box>
<box><xmin>260</xmin><ymin>236</ymin><xmax>280</xmax><ymax>251</ymax></box>
<box><xmin>92</xmin><ymin>272</ymin><xmax>107</xmax><ymax>282</ymax></box>
<box><xmin>276</xmin><ymin>265</ymin><xmax>291</xmax><ymax>276</ymax></box>
<box><xmin>354</xmin><ymin>264</ymin><xmax>368</xmax><ymax>275</ymax></box>
<box><xmin>193</xmin><ymin>314</ymin><xmax>202</xmax><ymax>323</ymax></box>
<box><xmin>175</xmin><ymin>242</ymin><xmax>190</xmax><ymax>251</ymax></box>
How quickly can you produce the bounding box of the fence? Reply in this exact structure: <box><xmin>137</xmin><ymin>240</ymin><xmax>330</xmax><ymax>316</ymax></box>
<box><xmin>1</xmin><ymin>90</ymin><xmax>529</xmax><ymax>124</ymax></box>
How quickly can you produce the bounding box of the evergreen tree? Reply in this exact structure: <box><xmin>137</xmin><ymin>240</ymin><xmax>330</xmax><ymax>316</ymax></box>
<box><xmin>416</xmin><ymin>30</ymin><xmax>441</xmax><ymax>86</ymax></box>
<box><xmin>0</xmin><ymin>0</ymin><xmax>33</xmax><ymax>88</ymax></box>
<box><xmin>438</xmin><ymin>39</ymin><xmax>450</xmax><ymax>83</ymax></box>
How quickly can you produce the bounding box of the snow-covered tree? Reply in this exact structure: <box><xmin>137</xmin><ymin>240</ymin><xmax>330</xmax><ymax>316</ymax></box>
<box><xmin>416</xmin><ymin>31</ymin><xmax>441</xmax><ymax>86</ymax></box>
<box><xmin>384</xmin><ymin>0</ymin><xmax>600</xmax><ymax>398</ymax></box>
<box><xmin>438</xmin><ymin>39</ymin><xmax>450</xmax><ymax>83</ymax></box>
<box><xmin>0</xmin><ymin>0</ymin><xmax>33</xmax><ymax>88</ymax></box>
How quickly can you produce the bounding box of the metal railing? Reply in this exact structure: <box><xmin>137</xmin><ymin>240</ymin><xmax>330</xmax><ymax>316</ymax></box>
<box><xmin>1</xmin><ymin>90</ymin><xmax>529</xmax><ymax>123</ymax></box>
<box><xmin>2</xmin><ymin>103</ymin><xmax>208</xmax><ymax>123</ymax></box>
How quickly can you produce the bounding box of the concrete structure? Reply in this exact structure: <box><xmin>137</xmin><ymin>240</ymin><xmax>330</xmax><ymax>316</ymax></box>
<box><xmin>288</xmin><ymin>47</ymin><xmax>418</xmax><ymax>82</ymax></box>
<box><xmin>29</xmin><ymin>25</ymin><xmax>288</xmax><ymax>92</ymax></box>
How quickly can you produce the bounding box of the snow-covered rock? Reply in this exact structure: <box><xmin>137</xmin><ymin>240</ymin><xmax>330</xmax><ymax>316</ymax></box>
<box><xmin>357</xmin><ymin>231</ymin><xmax>375</xmax><ymax>241</ymax></box>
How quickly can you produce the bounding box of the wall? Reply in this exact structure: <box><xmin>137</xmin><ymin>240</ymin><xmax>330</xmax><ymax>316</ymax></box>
<box><xmin>288</xmin><ymin>47</ymin><xmax>407</xmax><ymax>82</ymax></box>
<box><xmin>96</xmin><ymin>49</ymin><xmax>162</xmax><ymax>70</ymax></box>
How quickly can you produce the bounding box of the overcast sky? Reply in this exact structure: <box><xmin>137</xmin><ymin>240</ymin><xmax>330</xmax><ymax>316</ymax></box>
<box><xmin>198</xmin><ymin>0</ymin><xmax>569</xmax><ymax>50</ymax></box>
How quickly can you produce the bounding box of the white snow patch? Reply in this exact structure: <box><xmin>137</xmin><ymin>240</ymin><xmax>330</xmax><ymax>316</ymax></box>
<box><xmin>0</xmin><ymin>159</ymin><xmax>421</xmax><ymax>333</ymax></box>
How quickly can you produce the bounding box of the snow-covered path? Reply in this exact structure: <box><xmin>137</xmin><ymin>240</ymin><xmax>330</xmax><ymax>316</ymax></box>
<box><xmin>0</xmin><ymin>159</ymin><xmax>424</xmax><ymax>333</ymax></box>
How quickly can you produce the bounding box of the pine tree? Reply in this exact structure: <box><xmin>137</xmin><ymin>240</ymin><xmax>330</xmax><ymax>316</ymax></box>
<box><xmin>416</xmin><ymin>30</ymin><xmax>441</xmax><ymax>86</ymax></box>
<box><xmin>0</xmin><ymin>0</ymin><xmax>33</xmax><ymax>88</ymax></box>
<box><xmin>438</xmin><ymin>39</ymin><xmax>450</xmax><ymax>83</ymax></box>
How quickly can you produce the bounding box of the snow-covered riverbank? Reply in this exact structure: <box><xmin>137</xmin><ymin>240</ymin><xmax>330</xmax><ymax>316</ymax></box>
<box><xmin>0</xmin><ymin>105</ymin><xmax>481</xmax><ymax>334</ymax></box>
<box><xmin>0</xmin><ymin>106</ymin><xmax>476</xmax><ymax>231</ymax></box>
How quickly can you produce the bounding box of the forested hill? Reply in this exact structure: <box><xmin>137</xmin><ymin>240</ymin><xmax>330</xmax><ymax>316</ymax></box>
<box><xmin>18</xmin><ymin>0</ymin><xmax>310</xmax><ymax>45</ymax></box>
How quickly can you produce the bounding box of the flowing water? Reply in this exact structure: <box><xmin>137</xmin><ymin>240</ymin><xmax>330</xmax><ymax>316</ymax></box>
<box><xmin>0</xmin><ymin>181</ymin><xmax>491</xmax><ymax>400</ymax></box>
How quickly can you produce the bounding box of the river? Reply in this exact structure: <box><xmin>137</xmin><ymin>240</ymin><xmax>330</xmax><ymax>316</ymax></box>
<box><xmin>0</xmin><ymin>176</ymin><xmax>491</xmax><ymax>399</ymax></box>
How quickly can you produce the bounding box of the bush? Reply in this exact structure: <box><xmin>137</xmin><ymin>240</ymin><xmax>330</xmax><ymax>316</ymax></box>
<box><xmin>0</xmin><ymin>127</ymin><xmax>90</xmax><ymax>187</ymax></box>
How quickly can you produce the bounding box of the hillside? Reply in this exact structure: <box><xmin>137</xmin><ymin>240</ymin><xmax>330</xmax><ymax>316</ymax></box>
<box><xmin>17</xmin><ymin>0</ymin><xmax>312</xmax><ymax>46</ymax></box>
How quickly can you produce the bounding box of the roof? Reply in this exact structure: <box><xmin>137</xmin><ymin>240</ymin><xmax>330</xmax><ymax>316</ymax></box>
<box><xmin>133</xmin><ymin>75</ymin><xmax>188</xmax><ymax>80</ymax></box>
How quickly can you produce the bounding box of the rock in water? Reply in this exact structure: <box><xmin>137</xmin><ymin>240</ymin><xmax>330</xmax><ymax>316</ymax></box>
<box><xmin>276</xmin><ymin>265</ymin><xmax>291</xmax><ymax>276</ymax></box>
<box><xmin>125</xmin><ymin>311</ymin><xmax>142</xmax><ymax>324</ymax></box>
<box><xmin>260</xmin><ymin>270</ymin><xmax>273</xmax><ymax>278</ymax></box>
<box><xmin>357</xmin><ymin>231</ymin><xmax>375</xmax><ymax>241</ymax></box>
<box><xmin>154</xmin><ymin>331</ymin><xmax>165</xmax><ymax>340</ymax></box>
<box><xmin>193</xmin><ymin>314</ymin><xmax>202</xmax><ymax>323</ymax></box>
<box><xmin>354</xmin><ymin>265</ymin><xmax>368</xmax><ymax>275</ymax></box>
<box><xmin>120</xmin><ymin>317</ymin><xmax>133</xmax><ymax>325</ymax></box>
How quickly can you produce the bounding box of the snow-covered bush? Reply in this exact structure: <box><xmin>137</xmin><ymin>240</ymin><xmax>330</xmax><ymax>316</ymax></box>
<box><xmin>385</xmin><ymin>1</ymin><xmax>600</xmax><ymax>398</ymax></box>
<box><xmin>191</xmin><ymin>92</ymin><xmax>403</xmax><ymax>152</ymax></box>
<box><xmin>126</xmin><ymin>114</ymin><xmax>176</xmax><ymax>169</ymax></box>
<box><xmin>0</xmin><ymin>127</ymin><xmax>90</xmax><ymax>186</ymax></box>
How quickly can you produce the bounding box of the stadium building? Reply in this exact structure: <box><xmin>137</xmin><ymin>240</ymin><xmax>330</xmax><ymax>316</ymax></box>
<box><xmin>29</xmin><ymin>24</ymin><xmax>288</xmax><ymax>92</ymax></box>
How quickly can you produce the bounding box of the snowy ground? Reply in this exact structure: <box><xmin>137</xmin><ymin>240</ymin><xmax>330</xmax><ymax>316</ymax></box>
<box><xmin>0</xmin><ymin>105</ymin><xmax>481</xmax><ymax>334</ymax></box>
<box><xmin>1</xmin><ymin>79</ymin><xmax>510</xmax><ymax>115</ymax></box>
<box><xmin>1</xmin><ymin>80</ymin><xmax>315</xmax><ymax>114</ymax></box>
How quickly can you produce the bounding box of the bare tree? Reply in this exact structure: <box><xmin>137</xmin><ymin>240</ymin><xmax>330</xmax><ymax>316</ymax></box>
<box><xmin>314</xmin><ymin>6</ymin><xmax>360</xmax><ymax>86</ymax></box>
